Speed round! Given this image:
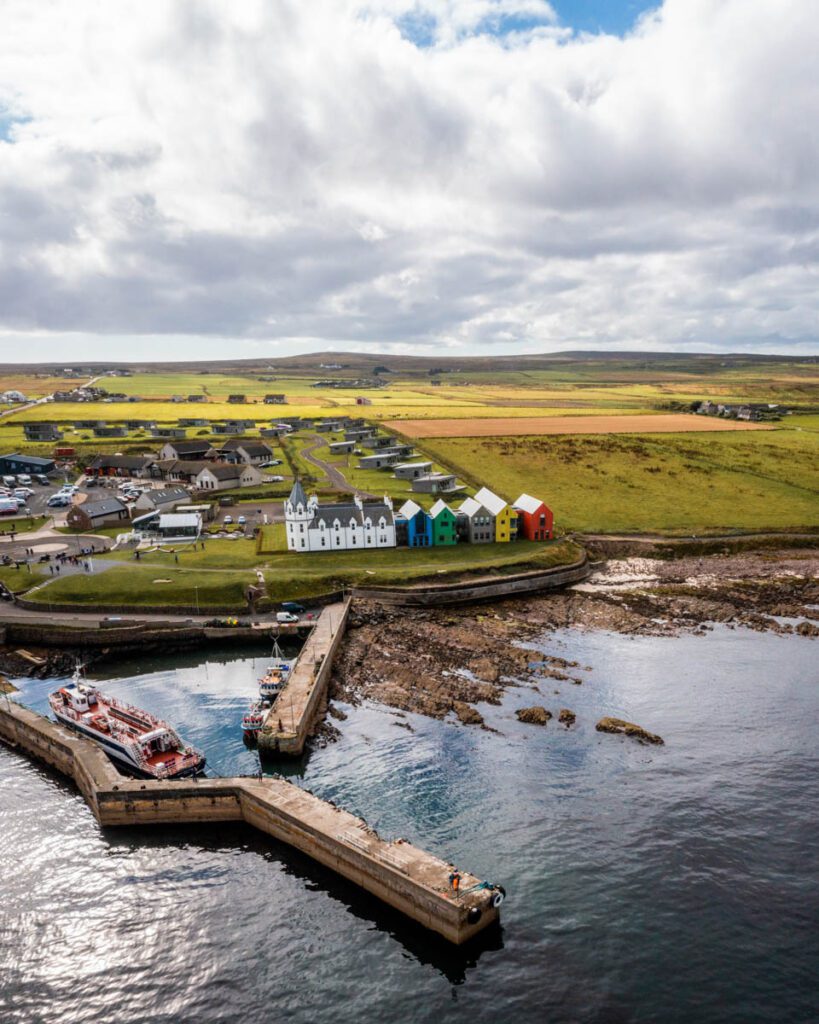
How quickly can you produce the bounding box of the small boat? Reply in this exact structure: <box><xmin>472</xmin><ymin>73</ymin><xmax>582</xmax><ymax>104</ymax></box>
<box><xmin>49</xmin><ymin>667</ymin><xmax>206</xmax><ymax>780</ymax></box>
<box><xmin>258</xmin><ymin>640</ymin><xmax>291</xmax><ymax>700</ymax></box>
<box><xmin>242</xmin><ymin>699</ymin><xmax>267</xmax><ymax>738</ymax></box>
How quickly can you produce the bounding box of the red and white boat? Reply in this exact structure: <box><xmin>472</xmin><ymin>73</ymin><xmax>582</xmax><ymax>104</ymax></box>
<box><xmin>241</xmin><ymin>699</ymin><xmax>268</xmax><ymax>739</ymax></box>
<box><xmin>49</xmin><ymin>668</ymin><xmax>206</xmax><ymax>780</ymax></box>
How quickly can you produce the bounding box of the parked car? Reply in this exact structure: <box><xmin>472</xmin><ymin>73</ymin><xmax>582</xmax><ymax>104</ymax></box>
<box><xmin>268</xmin><ymin>475</ymin><xmax>284</xmax><ymax>482</ymax></box>
<box><xmin>276</xmin><ymin>611</ymin><xmax>299</xmax><ymax>623</ymax></box>
<box><xmin>223</xmin><ymin>515</ymin><xmax>233</xmax><ymax>525</ymax></box>
<box><xmin>46</xmin><ymin>494</ymin><xmax>70</xmax><ymax>507</ymax></box>
<box><xmin>35</xmin><ymin>474</ymin><xmax>51</xmax><ymax>486</ymax></box>
<box><xmin>14</xmin><ymin>488</ymin><xmax>34</xmax><ymax>499</ymax></box>
<box><xmin>85</xmin><ymin>477</ymin><xmax>98</xmax><ymax>488</ymax></box>
<box><xmin>0</xmin><ymin>499</ymin><xmax>18</xmax><ymax>516</ymax></box>
<box><xmin>281</xmin><ymin>601</ymin><xmax>306</xmax><ymax>614</ymax></box>
<box><xmin>219</xmin><ymin>496</ymin><xmax>235</xmax><ymax>507</ymax></box>
<box><xmin>16</xmin><ymin>475</ymin><xmax>32</xmax><ymax>485</ymax></box>
<box><xmin>2</xmin><ymin>476</ymin><xmax>16</xmax><ymax>487</ymax></box>
<box><xmin>237</xmin><ymin>515</ymin><xmax>247</xmax><ymax>525</ymax></box>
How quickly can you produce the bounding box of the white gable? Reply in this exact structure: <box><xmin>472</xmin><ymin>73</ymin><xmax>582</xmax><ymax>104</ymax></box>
<box><xmin>459</xmin><ymin>496</ymin><xmax>482</xmax><ymax>518</ymax></box>
<box><xmin>513</xmin><ymin>493</ymin><xmax>543</xmax><ymax>514</ymax></box>
<box><xmin>429</xmin><ymin>498</ymin><xmax>450</xmax><ymax>518</ymax></box>
<box><xmin>474</xmin><ymin>486</ymin><xmax>506</xmax><ymax>516</ymax></box>
<box><xmin>399</xmin><ymin>499</ymin><xmax>422</xmax><ymax>519</ymax></box>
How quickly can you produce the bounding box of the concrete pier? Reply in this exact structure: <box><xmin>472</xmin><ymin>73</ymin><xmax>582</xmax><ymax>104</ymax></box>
<box><xmin>258</xmin><ymin>599</ymin><xmax>351</xmax><ymax>757</ymax></box>
<box><xmin>0</xmin><ymin>698</ymin><xmax>503</xmax><ymax>944</ymax></box>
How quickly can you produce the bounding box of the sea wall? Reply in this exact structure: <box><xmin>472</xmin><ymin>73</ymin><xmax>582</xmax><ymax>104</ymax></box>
<box><xmin>0</xmin><ymin>699</ymin><xmax>501</xmax><ymax>945</ymax></box>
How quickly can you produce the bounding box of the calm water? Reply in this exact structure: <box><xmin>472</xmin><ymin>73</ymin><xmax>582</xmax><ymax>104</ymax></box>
<box><xmin>1</xmin><ymin>627</ymin><xmax>818</xmax><ymax>1024</ymax></box>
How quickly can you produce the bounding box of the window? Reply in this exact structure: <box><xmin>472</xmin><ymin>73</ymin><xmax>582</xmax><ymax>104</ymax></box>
<box><xmin>299</xmin><ymin>523</ymin><xmax>304</xmax><ymax>533</ymax></box>
<box><xmin>321</xmin><ymin>537</ymin><xmax>326</xmax><ymax>547</ymax></box>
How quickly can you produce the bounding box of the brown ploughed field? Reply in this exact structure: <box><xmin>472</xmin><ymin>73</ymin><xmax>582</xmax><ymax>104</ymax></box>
<box><xmin>387</xmin><ymin>414</ymin><xmax>774</xmax><ymax>439</ymax></box>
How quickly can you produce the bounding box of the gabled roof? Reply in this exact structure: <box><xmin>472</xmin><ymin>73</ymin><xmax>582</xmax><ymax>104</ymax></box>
<box><xmin>142</xmin><ymin>488</ymin><xmax>190</xmax><ymax>506</ymax></box>
<box><xmin>459</xmin><ymin>496</ymin><xmax>483</xmax><ymax>518</ymax></box>
<box><xmin>513</xmin><ymin>493</ymin><xmax>544</xmax><ymax>515</ymax></box>
<box><xmin>163</xmin><ymin>439</ymin><xmax>212</xmax><ymax>454</ymax></box>
<box><xmin>75</xmin><ymin>498</ymin><xmax>127</xmax><ymax>518</ymax></box>
<box><xmin>474</xmin><ymin>486</ymin><xmax>507</xmax><ymax>516</ymax></box>
<box><xmin>429</xmin><ymin>498</ymin><xmax>452</xmax><ymax>519</ymax></box>
<box><xmin>200</xmin><ymin>463</ymin><xmax>241</xmax><ymax>480</ymax></box>
<box><xmin>398</xmin><ymin>499</ymin><xmax>422</xmax><ymax>519</ymax></box>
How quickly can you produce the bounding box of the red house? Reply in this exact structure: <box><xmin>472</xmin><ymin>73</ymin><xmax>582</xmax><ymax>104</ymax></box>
<box><xmin>513</xmin><ymin>493</ymin><xmax>553</xmax><ymax>541</ymax></box>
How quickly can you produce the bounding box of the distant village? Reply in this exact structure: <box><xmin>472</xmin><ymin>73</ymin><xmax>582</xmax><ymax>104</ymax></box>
<box><xmin>694</xmin><ymin>400</ymin><xmax>789</xmax><ymax>421</ymax></box>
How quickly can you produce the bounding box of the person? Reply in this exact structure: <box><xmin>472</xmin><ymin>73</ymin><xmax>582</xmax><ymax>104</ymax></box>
<box><xmin>49</xmin><ymin>565</ymin><xmax>54</xmax><ymax>575</ymax></box>
<box><xmin>174</xmin><ymin>554</ymin><xmax>179</xmax><ymax>563</ymax></box>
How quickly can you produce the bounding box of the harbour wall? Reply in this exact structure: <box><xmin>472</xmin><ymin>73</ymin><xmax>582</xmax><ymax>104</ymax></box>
<box><xmin>0</xmin><ymin>698</ymin><xmax>501</xmax><ymax>945</ymax></box>
<box><xmin>258</xmin><ymin>599</ymin><xmax>351</xmax><ymax>757</ymax></box>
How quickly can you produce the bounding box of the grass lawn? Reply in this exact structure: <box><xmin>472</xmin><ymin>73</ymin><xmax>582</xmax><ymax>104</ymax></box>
<box><xmin>0</xmin><ymin>516</ymin><xmax>51</xmax><ymax>535</ymax></box>
<box><xmin>0</xmin><ymin>564</ymin><xmax>47</xmax><ymax>592</ymax></box>
<box><xmin>26</xmin><ymin>535</ymin><xmax>583</xmax><ymax>608</ymax></box>
<box><xmin>422</xmin><ymin>427</ymin><xmax>819</xmax><ymax>534</ymax></box>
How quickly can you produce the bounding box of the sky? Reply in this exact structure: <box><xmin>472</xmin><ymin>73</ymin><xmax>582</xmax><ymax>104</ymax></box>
<box><xmin>0</xmin><ymin>0</ymin><xmax>817</xmax><ymax>364</ymax></box>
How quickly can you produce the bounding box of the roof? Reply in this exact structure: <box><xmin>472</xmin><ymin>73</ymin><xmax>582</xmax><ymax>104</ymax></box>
<box><xmin>459</xmin><ymin>496</ymin><xmax>482</xmax><ymax>518</ymax></box>
<box><xmin>0</xmin><ymin>453</ymin><xmax>56</xmax><ymax>467</ymax></box>
<box><xmin>142</xmin><ymin>488</ymin><xmax>190</xmax><ymax>506</ymax></box>
<box><xmin>394</xmin><ymin>461</ymin><xmax>431</xmax><ymax>470</ymax></box>
<box><xmin>89</xmin><ymin>454</ymin><xmax>151</xmax><ymax>470</ymax></box>
<box><xmin>513</xmin><ymin>493</ymin><xmax>544</xmax><ymax>515</ymax></box>
<box><xmin>288</xmin><ymin>478</ymin><xmax>308</xmax><ymax>508</ymax></box>
<box><xmin>159</xmin><ymin>513</ymin><xmax>201</xmax><ymax>529</ymax></box>
<box><xmin>199</xmin><ymin>463</ymin><xmax>241</xmax><ymax>480</ymax></box>
<box><xmin>75</xmin><ymin>498</ymin><xmax>127</xmax><ymax>518</ymax></box>
<box><xmin>429</xmin><ymin>499</ymin><xmax>452</xmax><ymax>518</ymax></box>
<box><xmin>474</xmin><ymin>486</ymin><xmax>507</xmax><ymax>516</ymax></box>
<box><xmin>398</xmin><ymin>499</ymin><xmax>422</xmax><ymax>519</ymax></box>
<box><xmin>163</xmin><ymin>439</ymin><xmax>212</xmax><ymax>454</ymax></box>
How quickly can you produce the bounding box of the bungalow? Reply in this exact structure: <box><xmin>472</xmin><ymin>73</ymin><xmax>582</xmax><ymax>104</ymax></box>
<box><xmin>361</xmin><ymin>435</ymin><xmax>394</xmax><ymax>450</ymax></box>
<box><xmin>150</xmin><ymin>459</ymin><xmax>208</xmax><ymax>483</ymax></box>
<box><xmin>212</xmin><ymin>420</ymin><xmax>255</xmax><ymax>434</ymax></box>
<box><xmin>264</xmin><ymin>394</ymin><xmax>286</xmax><ymax>404</ymax></box>
<box><xmin>217</xmin><ymin>440</ymin><xmax>273</xmax><ymax>465</ymax></box>
<box><xmin>93</xmin><ymin>426</ymin><xmax>128</xmax><ymax>438</ymax></box>
<box><xmin>0</xmin><ymin>453</ymin><xmax>56</xmax><ymax>476</ymax></box>
<box><xmin>133</xmin><ymin>488</ymin><xmax>192</xmax><ymax>515</ymax></box>
<box><xmin>411</xmin><ymin>473</ymin><xmax>463</xmax><ymax>495</ymax></box>
<box><xmin>178</xmin><ymin>418</ymin><xmax>210</xmax><ymax>428</ymax></box>
<box><xmin>66</xmin><ymin>497</ymin><xmax>129</xmax><ymax>531</ymax></box>
<box><xmin>195</xmin><ymin>463</ymin><xmax>263</xmax><ymax>491</ymax></box>
<box><xmin>24</xmin><ymin>423</ymin><xmax>63</xmax><ymax>442</ymax></box>
<box><xmin>227</xmin><ymin>394</ymin><xmax>246</xmax><ymax>404</ymax></box>
<box><xmin>393</xmin><ymin>461</ymin><xmax>432</xmax><ymax>480</ymax></box>
<box><xmin>380</xmin><ymin>444</ymin><xmax>414</xmax><ymax>459</ymax></box>
<box><xmin>474</xmin><ymin>487</ymin><xmax>517</xmax><ymax>542</ymax></box>
<box><xmin>329</xmin><ymin>440</ymin><xmax>356</xmax><ymax>455</ymax></box>
<box><xmin>344</xmin><ymin>428</ymin><xmax>376</xmax><ymax>442</ymax></box>
<box><xmin>74</xmin><ymin>420</ymin><xmax>105</xmax><ymax>430</ymax></box>
<box><xmin>260</xmin><ymin>426</ymin><xmax>287</xmax><ymax>440</ymax></box>
<box><xmin>86</xmin><ymin>454</ymin><xmax>154</xmax><ymax>478</ymax></box>
<box><xmin>315</xmin><ymin>420</ymin><xmax>343</xmax><ymax>433</ymax></box>
<box><xmin>429</xmin><ymin>499</ymin><xmax>458</xmax><ymax>545</ymax></box>
<box><xmin>125</xmin><ymin>420</ymin><xmax>157</xmax><ymax>431</ymax></box>
<box><xmin>159</xmin><ymin>439</ymin><xmax>213</xmax><ymax>461</ymax></box>
<box><xmin>187</xmin><ymin>394</ymin><xmax>207</xmax><ymax>403</ymax></box>
<box><xmin>151</xmin><ymin>427</ymin><xmax>188</xmax><ymax>439</ymax></box>
<box><xmin>358</xmin><ymin>452</ymin><xmax>402</xmax><ymax>470</ymax></box>
<box><xmin>513</xmin><ymin>493</ymin><xmax>553</xmax><ymax>541</ymax></box>
<box><xmin>398</xmin><ymin>499</ymin><xmax>433</xmax><ymax>547</ymax></box>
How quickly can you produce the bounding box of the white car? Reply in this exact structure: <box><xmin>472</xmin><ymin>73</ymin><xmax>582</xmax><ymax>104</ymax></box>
<box><xmin>14</xmin><ymin>488</ymin><xmax>34</xmax><ymax>499</ymax></box>
<box><xmin>223</xmin><ymin>515</ymin><xmax>233</xmax><ymax>525</ymax></box>
<box><xmin>276</xmin><ymin>611</ymin><xmax>299</xmax><ymax>623</ymax></box>
<box><xmin>268</xmin><ymin>475</ymin><xmax>284</xmax><ymax>482</ymax></box>
<box><xmin>237</xmin><ymin>515</ymin><xmax>247</xmax><ymax>525</ymax></box>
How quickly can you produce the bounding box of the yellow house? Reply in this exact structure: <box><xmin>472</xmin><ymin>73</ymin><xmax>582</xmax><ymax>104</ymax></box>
<box><xmin>474</xmin><ymin>487</ymin><xmax>518</xmax><ymax>542</ymax></box>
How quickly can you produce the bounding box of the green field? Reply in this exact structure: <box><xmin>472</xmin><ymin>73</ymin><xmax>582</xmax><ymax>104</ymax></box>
<box><xmin>421</xmin><ymin>427</ymin><xmax>819</xmax><ymax>534</ymax></box>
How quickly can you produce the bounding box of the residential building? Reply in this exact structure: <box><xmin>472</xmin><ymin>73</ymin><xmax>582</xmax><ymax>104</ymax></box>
<box><xmin>227</xmin><ymin>394</ymin><xmax>246</xmax><ymax>404</ymax></box>
<box><xmin>358</xmin><ymin>451</ymin><xmax>402</xmax><ymax>470</ymax></box>
<box><xmin>344</xmin><ymin>428</ymin><xmax>376</xmax><ymax>442</ymax></box>
<box><xmin>66</xmin><ymin>497</ymin><xmax>129</xmax><ymax>531</ymax></box>
<box><xmin>159</xmin><ymin>439</ymin><xmax>213</xmax><ymax>461</ymax></box>
<box><xmin>264</xmin><ymin>394</ymin><xmax>287</xmax><ymax>404</ymax></box>
<box><xmin>0</xmin><ymin>453</ymin><xmax>56</xmax><ymax>475</ymax></box>
<box><xmin>513</xmin><ymin>493</ymin><xmax>553</xmax><ymax>541</ymax></box>
<box><xmin>457</xmin><ymin>496</ymin><xmax>495</xmax><ymax>544</ymax></box>
<box><xmin>361</xmin><ymin>435</ymin><xmax>394</xmax><ymax>450</ymax></box>
<box><xmin>329</xmin><ymin>441</ymin><xmax>356</xmax><ymax>454</ymax></box>
<box><xmin>195</xmin><ymin>463</ymin><xmax>263</xmax><ymax>491</ymax></box>
<box><xmin>151</xmin><ymin>427</ymin><xmax>187</xmax><ymax>439</ymax></box>
<box><xmin>217</xmin><ymin>440</ymin><xmax>273</xmax><ymax>465</ymax></box>
<box><xmin>398</xmin><ymin>499</ymin><xmax>433</xmax><ymax>547</ymax></box>
<box><xmin>429</xmin><ymin>499</ymin><xmax>458</xmax><ymax>545</ymax></box>
<box><xmin>393</xmin><ymin>461</ymin><xmax>432</xmax><ymax>480</ymax></box>
<box><xmin>187</xmin><ymin>394</ymin><xmax>207</xmax><ymax>402</ymax></box>
<box><xmin>131</xmin><ymin>511</ymin><xmax>202</xmax><ymax>541</ymax></box>
<box><xmin>284</xmin><ymin>479</ymin><xmax>395</xmax><ymax>552</ymax></box>
<box><xmin>473</xmin><ymin>486</ymin><xmax>517</xmax><ymax>542</ymax></box>
<box><xmin>93</xmin><ymin>426</ymin><xmax>128</xmax><ymax>438</ymax></box>
<box><xmin>23</xmin><ymin>423</ymin><xmax>63</xmax><ymax>442</ymax></box>
<box><xmin>87</xmin><ymin>454</ymin><xmax>154</xmax><ymax>478</ymax></box>
<box><xmin>411</xmin><ymin>473</ymin><xmax>463</xmax><ymax>495</ymax></box>
<box><xmin>315</xmin><ymin>420</ymin><xmax>343</xmax><ymax>433</ymax></box>
<box><xmin>178</xmin><ymin>418</ymin><xmax>210</xmax><ymax>427</ymax></box>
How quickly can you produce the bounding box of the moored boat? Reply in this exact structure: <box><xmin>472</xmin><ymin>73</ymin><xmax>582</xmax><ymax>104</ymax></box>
<box><xmin>258</xmin><ymin>640</ymin><xmax>291</xmax><ymax>700</ymax></box>
<box><xmin>242</xmin><ymin>699</ymin><xmax>267</xmax><ymax>738</ymax></box>
<box><xmin>49</xmin><ymin>668</ymin><xmax>206</xmax><ymax>779</ymax></box>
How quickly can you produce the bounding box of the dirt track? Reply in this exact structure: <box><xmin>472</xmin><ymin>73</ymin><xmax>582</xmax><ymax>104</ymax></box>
<box><xmin>387</xmin><ymin>413</ymin><xmax>774</xmax><ymax>439</ymax></box>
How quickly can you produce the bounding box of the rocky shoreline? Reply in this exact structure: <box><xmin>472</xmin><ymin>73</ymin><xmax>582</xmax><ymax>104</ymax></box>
<box><xmin>329</xmin><ymin>547</ymin><xmax>817</xmax><ymax>727</ymax></box>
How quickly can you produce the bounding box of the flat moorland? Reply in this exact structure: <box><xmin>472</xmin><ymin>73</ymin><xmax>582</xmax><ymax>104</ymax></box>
<box><xmin>420</xmin><ymin>427</ymin><xmax>819</xmax><ymax>534</ymax></box>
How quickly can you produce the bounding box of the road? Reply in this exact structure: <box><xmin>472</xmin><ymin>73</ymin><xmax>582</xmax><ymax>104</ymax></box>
<box><xmin>300</xmin><ymin>435</ymin><xmax>378</xmax><ymax>497</ymax></box>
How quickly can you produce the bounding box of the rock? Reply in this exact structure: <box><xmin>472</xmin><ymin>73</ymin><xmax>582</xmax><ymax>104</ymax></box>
<box><xmin>468</xmin><ymin>657</ymin><xmax>499</xmax><ymax>683</ymax></box>
<box><xmin>516</xmin><ymin>706</ymin><xmax>552</xmax><ymax>726</ymax></box>
<box><xmin>796</xmin><ymin>621</ymin><xmax>819</xmax><ymax>636</ymax></box>
<box><xmin>0</xmin><ymin>676</ymin><xmax>18</xmax><ymax>694</ymax></box>
<box><xmin>327</xmin><ymin>704</ymin><xmax>348</xmax><ymax>721</ymax></box>
<box><xmin>453</xmin><ymin>701</ymin><xmax>484</xmax><ymax>727</ymax></box>
<box><xmin>558</xmin><ymin>708</ymin><xmax>576</xmax><ymax>727</ymax></box>
<box><xmin>595</xmin><ymin>717</ymin><xmax>664</xmax><ymax>745</ymax></box>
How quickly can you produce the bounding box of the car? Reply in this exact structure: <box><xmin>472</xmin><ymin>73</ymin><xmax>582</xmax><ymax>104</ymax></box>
<box><xmin>237</xmin><ymin>515</ymin><xmax>247</xmax><ymax>525</ymax></box>
<box><xmin>46</xmin><ymin>495</ymin><xmax>70</xmax><ymax>507</ymax></box>
<box><xmin>13</xmin><ymin>497</ymin><xmax>25</xmax><ymax>507</ymax></box>
<box><xmin>14</xmin><ymin>488</ymin><xmax>34</xmax><ymax>498</ymax></box>
<box><xmin>281</xmin><ymin>601</ymin><xmax>306</xmax><ymax>614</ymax></box>
<box><xmin>268</xmin><ymin>475</ymin><xmax>284</xmax><ymax>482</ymax></box>
<box><xmin>85</xmin><ymin>477</ymin><xmax>98</xmax><ymax>488</ymax></box>
<box><xmin>276</xmin><ymin>611</ymin><xmax>299</xmax><ymax>623</ymax></box>
<box><xmin>2</xmin><ymin>476</ymin><xmax>16</xmax><ymax>487</ymax></box>
<box><xmin>16</xmin><ymin>475</ymin><xmax>32</xmax><ymax>485</ymax></box>
<box><xmin>35</xmin><ymin>474</ymin><xmax>51</xmax><ymax>486</ymax></box>
<box><xmin>223</xmin><ymin>515</ymin><xmax>233</xmax><ymax>525</ymax></box>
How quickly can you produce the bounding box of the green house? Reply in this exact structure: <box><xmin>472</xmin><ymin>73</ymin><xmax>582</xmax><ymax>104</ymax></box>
<box><xmin>430</xmin><ymin>498</ymin><xmax>458</xmax><ymax>545</ymax></box>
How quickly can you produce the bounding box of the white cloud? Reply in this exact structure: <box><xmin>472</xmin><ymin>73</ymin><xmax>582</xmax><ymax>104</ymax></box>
<box><xmin>0</xmin><ymin>0</ymin><xmax>817</xmax><ymax>360</ymax></box>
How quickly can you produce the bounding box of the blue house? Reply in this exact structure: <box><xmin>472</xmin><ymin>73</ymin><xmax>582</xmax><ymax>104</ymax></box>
<box><xmin>398</xmin><ymin>499</ymin><xmax>433</xmax><ymax>547</ymax></box>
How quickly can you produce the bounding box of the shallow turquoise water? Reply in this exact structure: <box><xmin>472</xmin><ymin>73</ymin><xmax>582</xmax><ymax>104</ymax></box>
<box><xmin>1</xmin><ymin>626</ymin><xmax>817</xmax><ymax>1024</ymax></box>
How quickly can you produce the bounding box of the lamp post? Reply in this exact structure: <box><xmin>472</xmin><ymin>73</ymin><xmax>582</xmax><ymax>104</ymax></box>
<box><xmin>194</xmin><ymin>586</ymin><xmax>200</xmax><ymax>615</ymax></box>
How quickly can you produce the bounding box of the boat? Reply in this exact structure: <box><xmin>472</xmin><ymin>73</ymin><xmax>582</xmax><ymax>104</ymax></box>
<box><xmin>49</xmin><ymin>667</ymin><xmax>206</xmax><ymax>780</ymax></box>
<box><xmin>241</xmin><ymin>699</ymin><xmax>268</xmax><ymax>738</ymax></box>
<box><xmin>258</xmin><ymin>640</ymin><xmax>291</xmax><ymax>700</ymax></box>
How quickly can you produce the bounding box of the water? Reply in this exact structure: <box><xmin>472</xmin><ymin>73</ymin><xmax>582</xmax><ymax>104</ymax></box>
<box><xmin>1</xmin><ymin>627</ymin><xmax>818</xmax><ymax>1024</ymax></box>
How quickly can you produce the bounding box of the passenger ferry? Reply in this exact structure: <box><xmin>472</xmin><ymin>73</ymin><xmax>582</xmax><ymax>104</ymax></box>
<box><xmin>241</xmin><ymin>699</ymin><xmax>268</xmax><ymax>739</ymax></box>
<box><xmin>49</xmin><ymin>668</ymin><xmax>206</xmax><ymax>780</ymax></box>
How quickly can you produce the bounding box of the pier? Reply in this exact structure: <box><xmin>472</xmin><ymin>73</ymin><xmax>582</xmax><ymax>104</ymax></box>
<box><xmin>0</xmin><ymin>697</ymin><xmax>503</xmax><ymax>945</ymax></box>
<box><xmin>258</xmin><ymin>599</ymin><xmax>351</xmax><ymax>757</ymax></box>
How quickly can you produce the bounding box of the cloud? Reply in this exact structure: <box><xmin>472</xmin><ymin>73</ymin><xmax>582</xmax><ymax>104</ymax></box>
<box><xmin>0</xmin><ymin>0</ymin><xmax>817</xmax><ymax>359</ymax></box>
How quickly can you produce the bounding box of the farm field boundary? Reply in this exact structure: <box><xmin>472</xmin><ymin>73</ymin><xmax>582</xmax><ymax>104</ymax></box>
<box><xmin>388</xmin><ymin>414</ymin><xmax>774</xmax><ymax>439</ymax></box>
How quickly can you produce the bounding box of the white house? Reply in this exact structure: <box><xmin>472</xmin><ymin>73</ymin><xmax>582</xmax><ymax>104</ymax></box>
<box><xmin>195</xmin><ymin>463</ymin><xmax>263</xmax><ymax>491</ymax></box>
<box><xmin>284</xmin><ymin>479</ymin><xmax>395</xmax><ymax>552</ymax></box>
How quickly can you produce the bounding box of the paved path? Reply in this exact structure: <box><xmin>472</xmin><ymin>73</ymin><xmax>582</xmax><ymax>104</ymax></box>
<box><xmin>300</xmin><ymin>435</ymin><xmax>377</xmax><ymax>497</ymax></box>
